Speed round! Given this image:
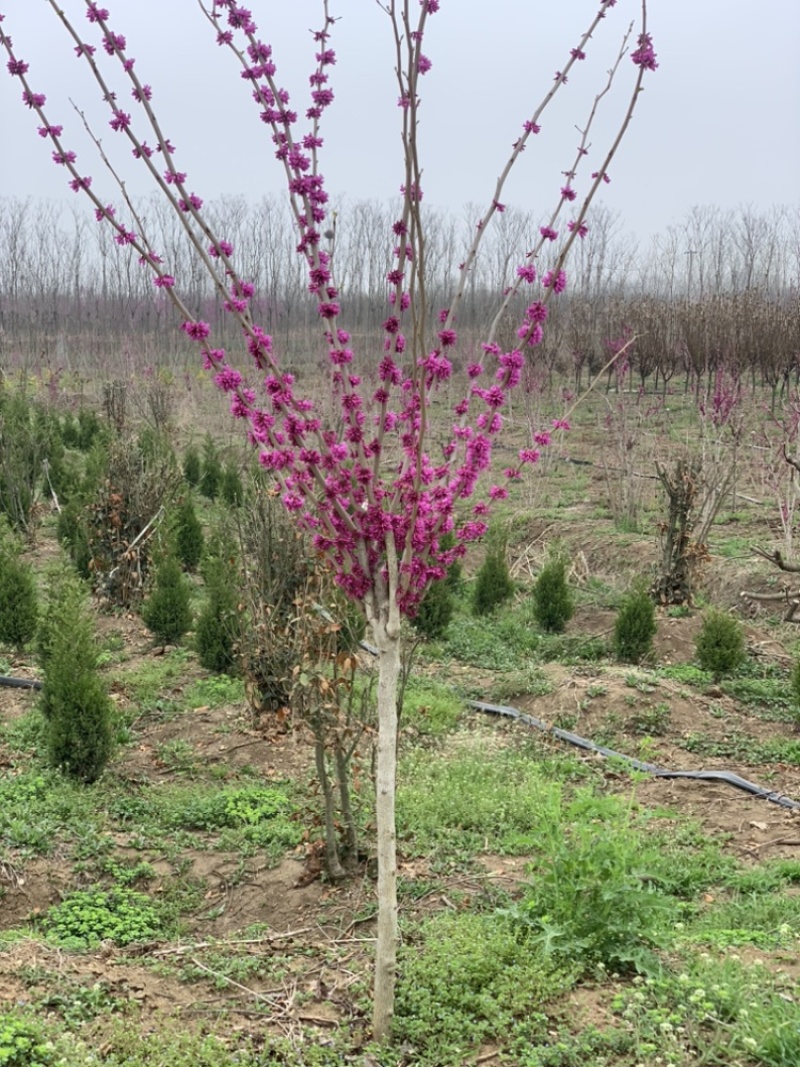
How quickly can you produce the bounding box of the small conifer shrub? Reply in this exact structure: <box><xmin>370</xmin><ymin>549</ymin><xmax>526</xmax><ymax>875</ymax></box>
<box><xmin>38</xmin><ymin>566</ymin><xmax>113</xmax><ymax>783</ymax></box>
<box><xmin>472</xmin><ymin>540</ymin><xmax>514</xmax><ymax>617</ymax></box>
<box><xmin>142</xmin><ymin>554</ymin><xmax>193</xmax><ymax>648</ymax></box>
<box><xmin>531</xmin><ymin>552</ymin><xmax>574</xmax><ymax>634</ymax></box>
<box><xmin>183</xmin><ymin>445</ymin><xmax>202</xmax><ymax>488</ymax></box>
<box><xmin>0</xmin><ymin>532</ymin><xmax>38</xmax><ymax>648</ymax></box>
<box><xmin>695</xmin><ymin>608</ymin><xmax>745</xmax><ymax>680</ymax></box>
<box><xmin>221</xmin><ymin>463</ymin><xmax>244</xmax><ymax>508</ymax></box>
<box><xmin>195</xmin><ymin>550</ymin><xmax>239</xmax><ymax>674</ymax></box>
<box><xmin>440</xmin><ymin>530</ymin><xmax>464</xmax><ymax>594</ymax></box>
<box><xmin>413</xmin><ymin>577</ymin><xmax>454</xmax><ymax>640</ymax></box>
<box><xmin>613</xmin><ymin>582</ymin><xmax>657</xmax><ymax>663</ymax></box>
<box><xmin>199</xmin><ymin>436</ymin><xmax>223</xmax><ymax>501</ymax></box>
<box><xmin>174</xmin><ymin>496</ymin><xmax>204</xmax><ymax>571</ymax></box>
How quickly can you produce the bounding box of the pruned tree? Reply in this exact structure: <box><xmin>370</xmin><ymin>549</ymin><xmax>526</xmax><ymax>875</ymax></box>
<box><xmin>651</xmin><ymin>458</ymin><xmax>708</xmax><ymax>606</ymax></box>
<box><xmin>743</xmin><ymin>447</ymin><xmax>800</xmax><ymax>623</ymax></box>
<box><xmin>1</xmin><ymin>0</ymin><xmax>656</xmax><ymax>1039</ymax></box>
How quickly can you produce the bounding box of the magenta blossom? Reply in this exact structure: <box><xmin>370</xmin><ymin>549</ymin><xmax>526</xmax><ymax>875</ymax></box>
<box><xmin>631</xmin><ymin>32</ymin><xmax>658</xmax><ymax>71</ymax></box>
<box><xmin>181</xmin><ymin>320</ymin><xmax>211</xmax><ymax>341</ymax></box>
<box><xmin>541</xmin><ymin>270</ymin><xmax>567</xmax><ymax>294</ymax></box>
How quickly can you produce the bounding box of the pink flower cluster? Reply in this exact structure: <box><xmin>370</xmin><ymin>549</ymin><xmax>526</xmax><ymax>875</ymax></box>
<box><xmin>1</xmin><ymin>0</ymin><xmax>592</xmax><ymax>617</ymax></box>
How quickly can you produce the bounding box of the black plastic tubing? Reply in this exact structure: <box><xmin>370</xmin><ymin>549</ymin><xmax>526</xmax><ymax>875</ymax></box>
<box><xmin>468</xmin><ymin>699</ymin><xmax>800</xmax><ymax>813</ymax></box>
<box><xmin>0</xmin><ymin>675</ymin><xmax>43</xmax><ymax>690</ymax></box>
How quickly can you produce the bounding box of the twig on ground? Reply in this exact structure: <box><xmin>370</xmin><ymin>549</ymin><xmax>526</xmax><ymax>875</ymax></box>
<box><xmin>151</xmin><ymin>928</ymin><xmax>312</xmax><ymax>956</ymax></box>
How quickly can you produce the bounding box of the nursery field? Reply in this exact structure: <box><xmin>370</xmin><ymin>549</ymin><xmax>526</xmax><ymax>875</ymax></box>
<box><xmin>2</xmin><ymin>371</ymin><xmax>800</xmax><ymax>1066</ymax></box>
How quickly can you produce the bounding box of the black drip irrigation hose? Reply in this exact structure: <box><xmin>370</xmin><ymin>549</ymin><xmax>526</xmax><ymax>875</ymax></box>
<box><xmin>356</xmin><ymin>636</ymin><xmax>800</xmax><ymax>812</ymax></box>
<box><xmin>0</xmin><ymin>675</ymin><xmax>43</xmax><ymax>691</ymax></box>
<box><xmin>468</xmin><ymin>699</ymin><xmax>800</xmax><ymax>813</ymax></box>
<box><xmin>9</xmin><ymin>636</ymin><xmax>793</xmax><ymax>811</ymax></box>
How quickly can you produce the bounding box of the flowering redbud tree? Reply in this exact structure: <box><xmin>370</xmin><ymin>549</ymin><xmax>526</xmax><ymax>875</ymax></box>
<box><xmin>0</xmin><ymin>0</ymin><xmax>656</xmax><ymax>1038</ymax></box>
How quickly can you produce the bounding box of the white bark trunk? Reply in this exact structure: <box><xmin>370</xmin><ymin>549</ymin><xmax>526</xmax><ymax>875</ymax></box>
<box><xmin>369</xmin><ymin>599</ymin><xmax>401</xmax><ymax>1041</ymax></box>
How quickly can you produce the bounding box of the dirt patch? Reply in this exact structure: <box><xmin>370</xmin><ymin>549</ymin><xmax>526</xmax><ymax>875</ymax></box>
<box><xmin>491</xmin><ymin>611</ymin><xmax>800</xmax><ymax>859</ymax></box>
<box><xmin>0</xmin><ymin>856</ymin><xmax>73</xmax><ymax>926</ymax></box>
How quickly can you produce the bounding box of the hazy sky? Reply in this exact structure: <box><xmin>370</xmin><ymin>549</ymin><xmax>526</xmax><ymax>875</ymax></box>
<box><xmin>1</xmin><ymin>1</ymin><xmax>798</xmax><ymax>240</ymax></box>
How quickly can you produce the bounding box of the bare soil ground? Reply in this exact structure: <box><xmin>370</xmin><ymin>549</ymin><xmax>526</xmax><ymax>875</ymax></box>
<box><xmin>3</xmin><ymin>587</ymin><xmax>800</xmax><ymax>1054</ymax></box>
<box><xmin>2</xmin><ymin>390</ymin><xmax>800</xmax><ymax>1058</ymax></box>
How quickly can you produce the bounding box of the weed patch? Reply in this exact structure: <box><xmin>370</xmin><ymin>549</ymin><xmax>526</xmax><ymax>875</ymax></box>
<box><xmin>0</xmin><ymin>1012</ymin><xmax>53</xmax><ymax>1067</ymax></box>
<box><xmin>397</xmin><ymin>745</ymin><xmax>562</xmax><ymax>858</ymax></box>
<box><xmin>158</xmin><ymin>782</ymin><xmax>302</xmax><ymax>858</ymax></box>
<box><xmin>505</xmin><ymin>796</ymin><xmax>675</xmax><ymax>975</ymax></box>
<box><xmin>401</xmin><ymin>676</ymin><xmax>462</xmax><ymax>737</ymax></box>
<box><xmin>683</xmin><ymin>732</ymin><xmax>800</xmax><ymax>765</ymax></box>
<box><xmin>612</xmin><ymin>955</ymin><xmax>800</xmax><ymax>1067</ymax></box>
<box><xmin>0</xmin><ymin>770</ymin><xmax>98</xmax><ymax>855</ymax></box>
<box><xmin>41</xmin><ymin>886</ymin><xmax>162</xmax><ymax>948</ymax></box>
<box><xmin>184</xmin><ymin>674</ymin><xmax>244</xmax><ymax>709</ymax></box>
<box><xmin>115</xmin><ymin>650</ymin><xmax>192</xmax><ymax>720</ymax></box>
<box><xmin>432</xmin><ymin>611</ymin><xmax>539</xmax><ymax>671</ymax></box>
<box><xmin>395</xmin><ymin>911</ymin><xmax>569</xmax><ymax>1065</ymax></box>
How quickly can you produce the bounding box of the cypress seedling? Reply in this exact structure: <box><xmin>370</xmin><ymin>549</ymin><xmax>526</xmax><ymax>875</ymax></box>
<box><xmin>39</xmin><ymin>566</ymin><xmax>113</xmax><ymax>783</ymax></box>
<box><xmin>0</xmin><ymin>531</ymin><xmax>38</xmax><ymax>648</ymax></box>
<box><xmin>199</xmin><ymin>436</ymin><xmax>223</xmax><ymax>501</ymax></box>
<box><xmin>532</xmin><ymin>552</ymin><xmax>574</xmax><ymax>634</ymax></box>
<box><xmin>791</xmin><ymin>658</ymin><xmax>800</xmax><ymax>729</ymax></box>
<box><xmin>142</xmin><ymin>553</ymin><xmax>193</xmax><ymax>648</ymax></box>
<box><xmin>413</xmin><ymin>578</ymin><xmax>454</xmax><ymax>639</ymax></box>
<box><xmin>695</xmin><ymin>609</ymin><xmax>745</xmax><ymax>680</ymax></box>
<box><xmin>613</xmin><ymin>582</ymin><xmax>657</xmax><ymax>662</ymax></box>
<box><xmin>472</xmin><ymin>539</ymin><xmax>514</xmax><ymax>617</ymax></box>
<box><xmin>183</xmin><ymin>445</ymin><xmax>202</xmax><ymax>488</ymax></box>
<box><xmin>221</xmin><ymin>463</ymin><xmax>244</xmax><ymax>508</ymax></box>
<box><xmin>174</xmin><ymin>496</ymin><xmax>204</xmax><ymax>571</ymax></box>
<box><xmin>195</xmin><ymin>549</ymin><xmax>239</xmax><ymax>674</ymax></box>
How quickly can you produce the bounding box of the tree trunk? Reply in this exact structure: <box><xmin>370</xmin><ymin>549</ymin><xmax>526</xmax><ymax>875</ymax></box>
<box><xmin>314</xmin><ymin>738</ymin><xmax>345</xmax><ymax>882</ymax></box>
<box><xmin>335</xmin><ymin>738</ymin><xmax>358</xmax><ymax>859</ymax></box>
<box><xmin>369</xmin><ymin>603</ymin><xmax>401</xmax><ymax>1042</ymax></box>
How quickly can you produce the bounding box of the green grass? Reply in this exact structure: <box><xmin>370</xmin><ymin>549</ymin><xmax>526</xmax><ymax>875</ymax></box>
<box><xmin>424</xmin><ymin>600</ymin><xmax>609</xmax><ymax>672</ymax></box>
<box><xmin>98</xmin><ymin>778</ymin><xmax>304</xmax><ymax>862</ymax></box>
<box><xmin>183</xmin><ymin>674</ymin><xmax>245</xmax><ymax>709</ymax></box>
<box><xmin>719</xmin><ymin>660</ymin><xmax>794</xmax><ymax>721</ymax></box>
<box><xmin>682</xmin><ymin>731</ymin><xmax>800</xmax><ymax>765</ymax></box>
<box><xmin>113</xmin><ymin>649</ymin><xmax>192</xmax><ymax>721</ymax></box>
<box><xmin>41</xmin><ymin>886</ymin><xmax>162</xmax><ymax>948</ymax></box>
<box><xmin>394</xmin><ymin>911</ymin><xmax>569</xmax><ymax>1065</ymax></box>
<box><xmin>0</xmin><ymin>768</ymin><xmax>101</xmax><ymax>855</ymax></box>
<box><xmin>400</xmin><ymin>675</ymin><xmax>463</xmax><ymax>737</ymax></box>
<box><xmin>397</xmin><ymin>743</ymin><xmax>565</xmax><ymax>858</ymax></box>
<box><xmin>426</xmin><ymin>608</ymin><xmax>540</xmax><ymax>670</ymax></box>
<box><xmin>611</xmin><ymin>954</ymin><xmax>800</xmax><ymax>1067</ymax></box>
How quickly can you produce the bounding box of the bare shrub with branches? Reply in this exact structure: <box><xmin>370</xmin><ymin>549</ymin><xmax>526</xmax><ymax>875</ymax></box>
<box><xmin>230</xmin><ymin>481</ymin><xmax>372</xmax><ymax>878</ymax></box>
<box><xmin>651</xmin><ymin>459</ymin><xmax>710</xmax><ymax>605</ymax></box>
<box><xmin>743</xmin><ymin>447</ymin><xmax>800</xmax><ymax>623</ymax></box>
<box><xmin>86</xmin><ymin>432</ymin><xmax>181</xmax><ymax>606</ymax></box>
<box><xmin>233</xmin><ymin>481</ymin><xmax>310</xmax><ymax>721</ymax></box>
<box><xmin>288</xmin><ymin>568</ymin><xmax>373</xmax><ymax>881</ymax></box>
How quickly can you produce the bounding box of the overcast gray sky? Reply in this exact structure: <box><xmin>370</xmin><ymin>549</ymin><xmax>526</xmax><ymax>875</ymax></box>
<box><xmin>1</xmin><ymin>1</ymin><xmax>798</xmax><ymax>240</ymax></box>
